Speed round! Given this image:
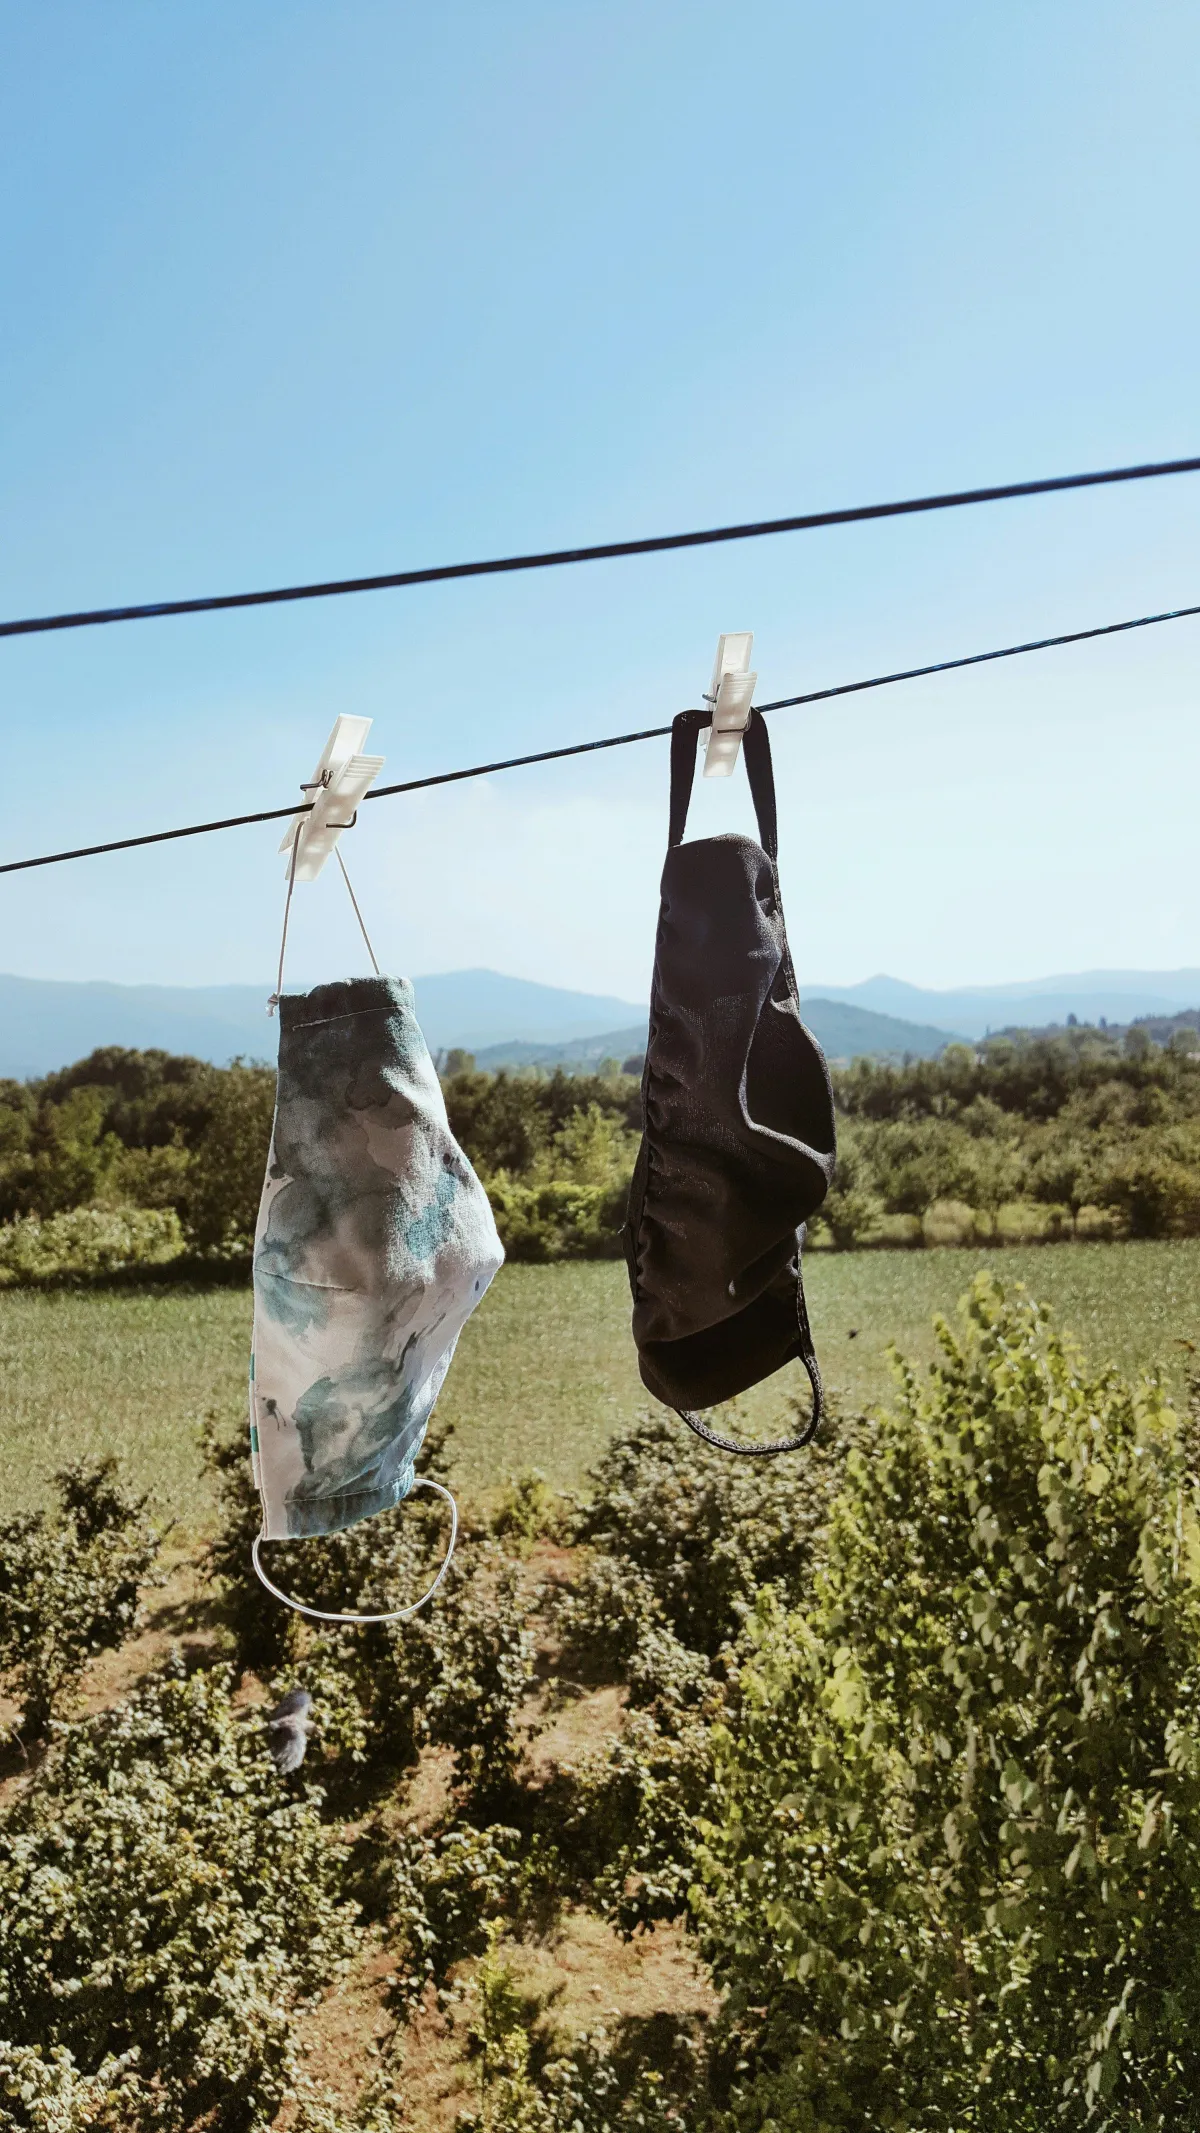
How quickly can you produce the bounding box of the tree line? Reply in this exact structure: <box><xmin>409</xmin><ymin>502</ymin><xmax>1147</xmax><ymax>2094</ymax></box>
<box><xmin>0</xmin><ymin>1023</ymin><xmax>1198</xmax><ymax>1278</ymax></box>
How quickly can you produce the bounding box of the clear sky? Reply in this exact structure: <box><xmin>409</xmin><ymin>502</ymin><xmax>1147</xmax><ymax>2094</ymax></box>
<box><xmin>2</xmin><ymin>0</ymin><xmax>1199</xmax><ymax>1004</ymax></box>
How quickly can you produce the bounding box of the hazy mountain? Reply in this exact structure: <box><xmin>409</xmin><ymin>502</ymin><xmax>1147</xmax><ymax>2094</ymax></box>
<box><xmin>475</xmin><ymin>1026</ymin><xmax>650</xmax><ymax>1071</ymax></box>
<box><xmin>2</xmin><ymin>965</ymin><xmax>1196</xmax><ymax>1080</ymax></box>
<box><xmin>800</xmin><ymin>999</ymin><xmax>956</xmax><ymax>1062</ymax></box>
<box><xmin>0</xmin><ymin>969</ymin><xmax>646</xmax><ymax>1079</ymax></box>
<box><xmin>808</xmin><ymin>970</ymin><xmax>1200</xmax><ymax>1041</ymax></box>
<box><xmin>473</xmin><ymin>998</ymin><xmax>956</xmax><ymax>1070</ymax></box>
<box><xmin>412</xmin><ymin>970</ymin><xmax>645</xmax><ymax>1048</ymax></box>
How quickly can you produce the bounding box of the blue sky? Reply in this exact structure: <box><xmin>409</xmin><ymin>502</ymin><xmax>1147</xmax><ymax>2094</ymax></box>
<box><xmin>2</xmin><ymin>0</ymin><xmax>1199</xmax><ymax>1004</ymax></box>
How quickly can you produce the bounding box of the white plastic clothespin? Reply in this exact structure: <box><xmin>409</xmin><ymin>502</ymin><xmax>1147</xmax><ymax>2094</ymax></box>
<box><xmin>702</xmin><ymin>633</ymin><xmax>757</xmax><ymax>779</ymax></box>
<box><xmin>279</xmin><ymin>715</ymin><xmax>385</xmax><ymax>881</ymax></box>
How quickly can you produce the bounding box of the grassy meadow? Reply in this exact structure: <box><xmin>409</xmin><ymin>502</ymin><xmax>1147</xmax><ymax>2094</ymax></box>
<box><xmin>3</xmin><ymin>1238</ymin><xmax>1199</xmax><ymax>1527</ymax></box>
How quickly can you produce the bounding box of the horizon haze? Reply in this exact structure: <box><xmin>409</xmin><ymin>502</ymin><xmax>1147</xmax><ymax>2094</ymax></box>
<box><xmin>2</xmin><ymin>962</ymin><xmax>1197</xmax><ymax>1080</ymax></box>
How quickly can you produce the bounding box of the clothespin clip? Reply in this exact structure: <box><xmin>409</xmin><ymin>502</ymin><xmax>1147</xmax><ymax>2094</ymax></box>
<box><xmin>702</xmin><ymin>633</ymin><xmax>757</xmax><ymax>778</ymax></box>
<box><xmin>279</xmin><ymin>715</ymin><xmax>385</xmax><ymax>881</ymax></box>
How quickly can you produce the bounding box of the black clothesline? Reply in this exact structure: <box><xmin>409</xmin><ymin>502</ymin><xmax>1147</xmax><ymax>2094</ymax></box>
<box><xmin>2</xmin><ymin>594</ymin><xmax>1197</xmax><ymax>878</ymax></box>
<box><xmin>2</xmin><ymin>452</ymin><xmax>1199</xmax><ymax>641</ymax></box>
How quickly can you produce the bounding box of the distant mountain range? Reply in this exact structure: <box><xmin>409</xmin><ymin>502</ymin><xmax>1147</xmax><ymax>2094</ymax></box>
<box><xmin>806</xmin><ymin>971</ymin><xmax>1200</xmax><ymax>1041</ymax></box>
<box><xmin>0</xmin><ymin>965</ymin><xmax>1197</xmax><ymax>1079</ymax></box>
<box><xmin>474</xmin><ymin>998</ymin><xmax>956</xmax><ymax>1070</ymax></box>
<box><xmin>0</xmin><ymin>970</ymin><xmax>646</xmax><ymax>1080</ymax></box>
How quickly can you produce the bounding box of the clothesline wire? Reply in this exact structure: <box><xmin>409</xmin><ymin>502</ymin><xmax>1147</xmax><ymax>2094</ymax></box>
<box><xmin>2</xmin><ymin>452</ymin><xmax>1200</xmax><ymax>641</ymax></box>
<box><xmin>2</xmin><ymin>593</ymin><xmax>1198</xmax><ymax>881</ymax></box>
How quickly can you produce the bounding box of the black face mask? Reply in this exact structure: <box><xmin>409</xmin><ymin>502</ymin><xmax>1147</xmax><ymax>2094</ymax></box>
<box><xmin>625</xmin><ymin>709</ymin><xmax>837</xmax><ymax>1455</ymax></box>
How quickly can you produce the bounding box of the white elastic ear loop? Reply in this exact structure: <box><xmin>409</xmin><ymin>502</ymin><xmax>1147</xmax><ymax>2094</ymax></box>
<box><xmin>251</xmin><ymin>1477</ymin><xmax>458</xmax><ymax>1625</ymax></box>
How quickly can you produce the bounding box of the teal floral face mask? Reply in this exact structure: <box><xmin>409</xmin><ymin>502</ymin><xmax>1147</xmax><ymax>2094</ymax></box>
<box><xmin>249</xmin><ymin>975</ymin><xmax>503</xmax><ymax>1617</ymax></box>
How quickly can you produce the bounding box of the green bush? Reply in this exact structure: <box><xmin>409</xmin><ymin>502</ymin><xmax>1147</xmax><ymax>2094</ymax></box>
<box><xmin>492</xmin><ymin>1471</ymin><xmax>565</xmax><ymax>1550</ymax></box>
<box><xmin>0</xmin><ymin>2039</ymin><xmax>140</xmax><ymax>2133</ymax></box>
<box><xmin>0</xmin><ymin>1664</ymin><xmax>359</xmax><ymax>2133</ymax></box>
<box><xmin>184</xmin><ymin>1062</ymin><xmax>276</xmax><ymax>1252</ymax></box>
<box><xmin>543</xmin><ymin>1408</ymin><xmax>861</xmax><ymax>1940</ymax></box>
<box><xmin>385</xmin><ymin>1821</ymin><xmax>525</xmax><ymax>2008</ymax></box>
<box><xmin>205</xmin><ymin>1418</ymin><xmax>536</xmax><ymax>1797</ymax></box>
<box><xmin>568</xmin><ymin>1410</ymin><xmax>855</xmax><ymax>1658</ymax></box>
<box><xmin>486</xmin><ymin>1178</ymin><xmax>627</xmax><ymax>1262</ymax></box>
<box><xmin>1090</xmin><ymin>1149</ymin><xmax>1200</xmax><ymax>1238</ymax></box>
<box><xmin>442</xmin><ymin>1070</ymin><xmax>640</xmax><ymax>1183</ymax></box>
<box><xmin>692</xmin><ymin>1278</ymin><xmax>1200</xmax><ymax>2130</ymax></box>
<box><xmin>555</xmin><ymin>1553</ymin><xmax>668</xmax><ymax>1685</ymax></box>
<box><xmin>541</xmin><ymin>1707</ymin><xmax>715</xmax><ymax>1940</ymax></box>
<box><xmin>0</xmin><ymin>1458</ymin><xmax>160</xmax><ymax>1738</ymax></box>
<box><xmin>454</xmin><ymin>1922</ymin><xmax>696</xmax><ymax>2131</ymax></box>
<box><xmin>0</xmin><ymin>1205</ymin><xmax>185</xmax><ymax>1286</ymax></box>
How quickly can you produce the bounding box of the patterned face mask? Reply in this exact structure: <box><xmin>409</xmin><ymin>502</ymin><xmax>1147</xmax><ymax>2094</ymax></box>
<box><xmin>250</xmin><ymin>974</ymin><xmax>503</xmax><ymax>1619</ymax></box>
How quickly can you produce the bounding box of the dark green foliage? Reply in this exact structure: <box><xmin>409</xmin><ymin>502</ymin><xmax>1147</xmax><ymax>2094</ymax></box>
<box><xmin>0</xmin><ymin>1458</ymin><xmax>159</xmax><ymax>1737</ymax></box>
<box><xmin>833</xmin><ymin>1030</ymin><xmax>1200</xmax><ymax>1240</ymax></box>
<box><xmin>0</xmin><ymin>1049</ymin><xmax>216</xmax><ymax>1226</ymax></box>
<box><xmin>10</xmin><ymin>1026</ymin><xmax>1200</xmax><ymax>1274</ymax></box>
<box><xmin>455</xmin><ymin>1924</ymin><xmax>700</xmax><ymax>2130</ymax></box>
<box><xmin>0</xmin><ymin>1046</ymin><xmax>274</xmax><ymax>1260</ymax></box>
<box><xmin>0</xmin><ymin>1049</ymin><xmax>644</xmax><ymax>1273</ymax></box>
<box><xmin>384</xmin><ymin>1821</ymin><xmax>526</xmax><ymax>2006</ymax></box>
<box><xmin>0</xmin><ymin>1665</ymin><xmax>358</xmax><ymax>2133</ymax></box>
<box><xmin>445</xmin><ymin>1073</ymin><xmax>640</xmax><ymax>1261</ymax></box>
<box><xmin>182</xmin><ymin>1061</ymin><xmax>276</xmax><ymax>1251</ymax></box>
<box><xmin>205</xmin><ymin>1416</ymin><xmax>536</xmax><ymax>1797</ymax></box>
<box><xmin>35</xmin><ymin>1046</ymin><xmax>218</xmax><ymax>1146</ymax></box>
<box><xmin>545</xmin><ymin>1410</ymin><xmax>859</xmax><ymax>1945</ymax></box>
<box><xmin>568</xmin><ymin>1409</ymin><xmax>855</xmax><ymax>1657</ymax></box>
<box><xmin>542</xmin><ymin>1707</ymin><xmax>715</xmax><ymax>1938</ymax></box>
<box><xmin>693</xmin><ymin>1278</ymin><xmax>1200</xmax><ymax>2129</ymax></box>
<box><xmin>442</xmin><ymin>1069</ymin><xmax>640</xmax><ymax>1180</ymax></box>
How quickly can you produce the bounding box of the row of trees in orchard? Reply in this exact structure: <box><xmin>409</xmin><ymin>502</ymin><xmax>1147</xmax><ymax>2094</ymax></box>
<box><xmin>0</xmin><ymin>1024</ymin><xmax>1198</xmax><ymax>1277</ymax></box>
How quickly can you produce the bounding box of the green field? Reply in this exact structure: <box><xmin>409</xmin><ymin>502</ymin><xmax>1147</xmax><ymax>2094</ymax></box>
<box><xmin>2</xmin><ymin>1240</ymin><xmax>1199</xmax><ymax>1526</ymax></box>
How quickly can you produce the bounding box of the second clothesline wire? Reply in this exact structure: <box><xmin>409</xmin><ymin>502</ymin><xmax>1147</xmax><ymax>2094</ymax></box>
<box><xmin>2</xmin><ymin>592</ymin><xmax>1200</xmax><ymax>880</ymax></box>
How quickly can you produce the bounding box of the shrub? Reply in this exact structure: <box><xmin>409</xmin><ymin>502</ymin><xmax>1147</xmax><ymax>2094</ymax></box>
<box><xmin>442</xmin><ymin>1069</ymin><xmax>641</xmax><ymax>1184</ymax></box>
<box><xmin>385</xmin><ymin>1821</ymin><xmax>525</xmax><ymax>2008</ymax></box>
<box><xmin>0</xmin><ymin>1664</ymin><xmax>358</xmax><ymax>2133</ymax></box>
<box><xmin>454</xmin><ymin>1922</ymin><xmax>696</xmax><ymax>2130</ymax></box>
<box><xmin>1091</xmin><ymin>1151</ymin><xmax>1200</xmax><ymax>1238</ymax></box>
<box><xmin>0</xmin><ymin>1458</ymin><xmax>160</xmax><ymax>1738</ymax></box>
<box><xmin>184</xmin><ymin>1062</ymin><xmax>276</xmax><ymax>1253</ymax></box>
<box><xmin>569</xmin><ymin>1410</ymin><xmax>855</xmax><ymax>1658</ymax></box>
<box><xmin>205</xmin><ymin>1418</ymin><xmax>536</xmax><ymax>1796</ymax></box>
<box><xmin>0</xmin><ymin>1205</ymin><xmax>185</xmax><ymax>1286</ymax></box>
<box><xmin>693</xmin><ymin>1277</ymin><xmax>1200</xmax><ymax>2130</ymax></box>
<box><xmin>813</xmin><ymin>1140</ymin><xmax>883</xmax><ymax>1250</ymax></box>
<box><xmin>424</xmin><ymin>1550</ymin><xmax>539</xmax><ymax>1795</ymax></box>
<box><xmin>486</xmin><ymin>1179</ymin><xmax>627</xmax><ymax>1262</ymax></box>
<box><xmin>921</xmin><ymin>1195</ymin><xmax>984</xmax><ymax>1246</ymax></box>
<box><xmin>20</xmin><ymin>1088</ymin><xmax>118</xmax><ymax>1218</ymax></box>
<box><xmin>492</xmin><ymin>1472</ymin><xmax>564</xmax><ymax>1550</ymax></box>
<box><xmin>0</xmin><ymin>2040</ymin><xmax>141</xmax><ymax>2133</ymax></box>
<box><xmin>554</xmin><ymin>1553</ymin><xmax>665</xmax><ymax>1684</ymax></box>
<box><xmin>543</xmin><ymin>1707</ymin><xmax>715</xmax><ymax>1939</ymax></box>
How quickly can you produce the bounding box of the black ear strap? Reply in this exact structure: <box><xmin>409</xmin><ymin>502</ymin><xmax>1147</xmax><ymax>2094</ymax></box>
<box><xmin>673</xmin><ymin>1269</ymin><xmax>823</xmax><ymax>1457</ymax></box>
<box><xmin>667</xmin><ymin>709</ymin><xmax>778</xmax><ymax>859</ymax></box>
